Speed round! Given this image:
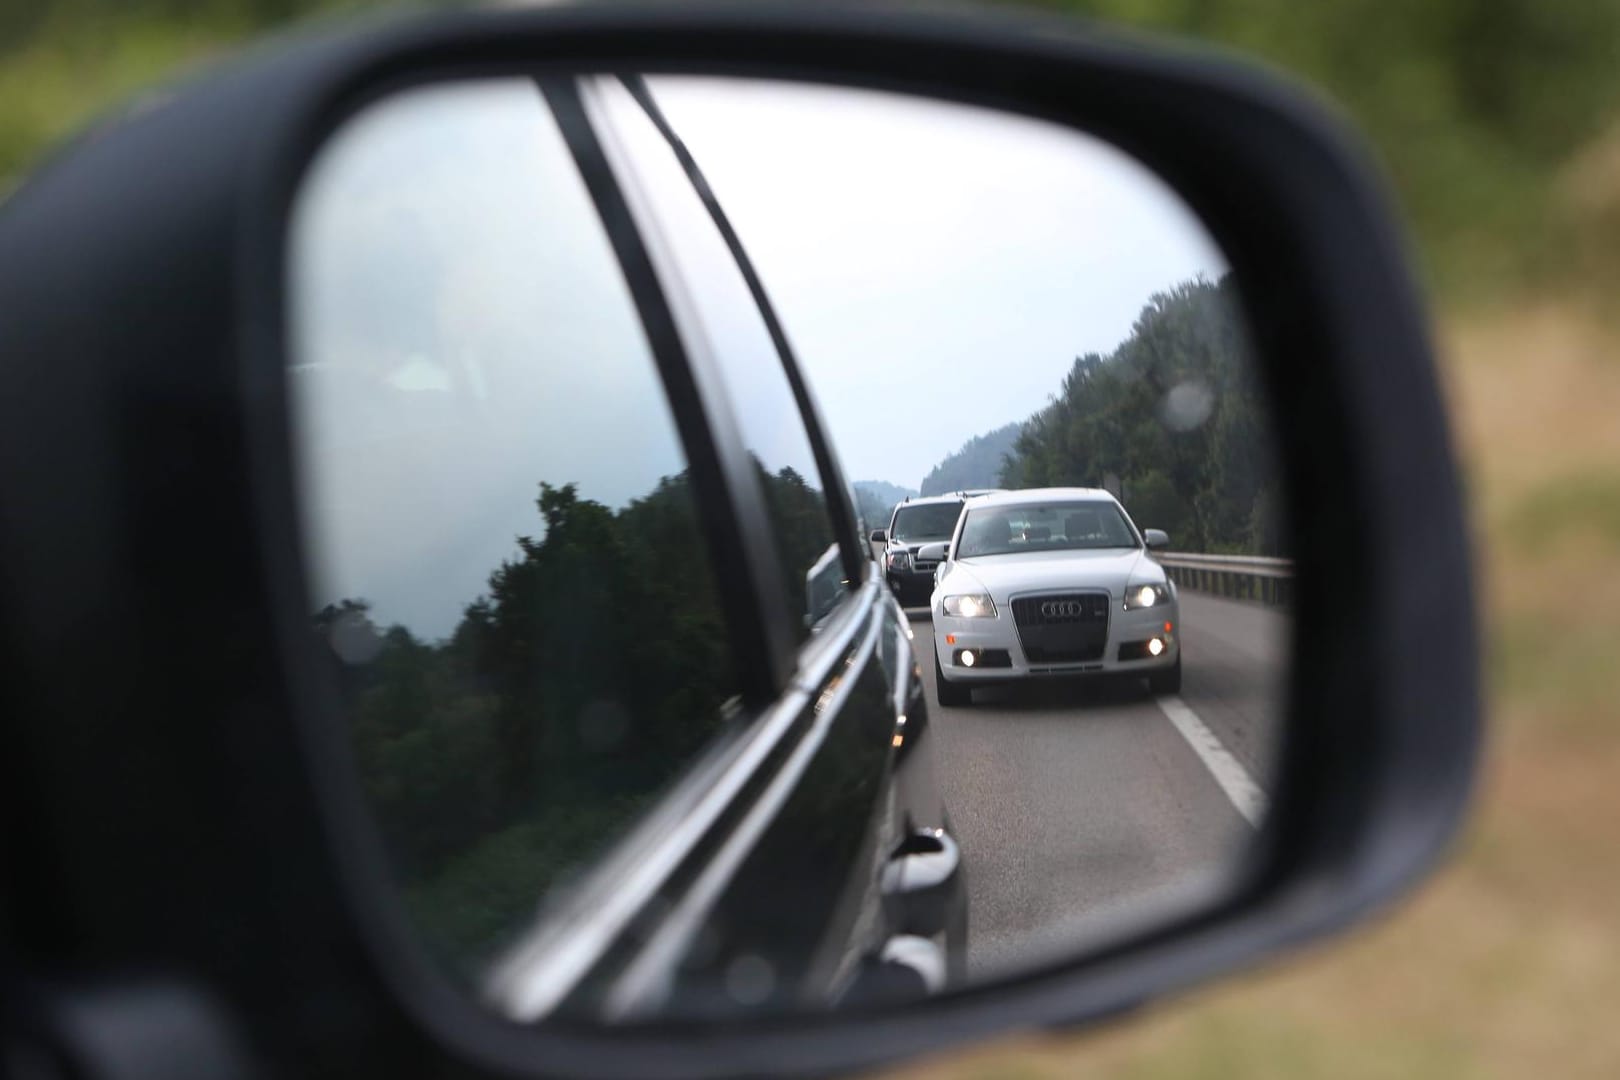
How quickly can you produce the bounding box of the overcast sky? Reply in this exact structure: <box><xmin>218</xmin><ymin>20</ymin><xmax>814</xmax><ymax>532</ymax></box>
<box><xmin>291</xmin><ymin>76</ymin><xmax>1228</xmax><ymax>638</ymax></box>
<box><xmin>647</xmin><ymin>76</ymin><xmax>1229</xmax><ymax>489</ymax></box>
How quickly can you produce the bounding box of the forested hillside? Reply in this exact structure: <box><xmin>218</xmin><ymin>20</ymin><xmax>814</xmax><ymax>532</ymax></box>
<box><xmin>918</xmin><ymin>423</ymin><xmax>1023</xmax><ymax>496</ymax></box>
<box><xmin>322</xmin><ymin>463</ymin><xmax>829</xmax><ymax>971</ymax></box>
<box><xmin>1001</xmin><ymin>275</ymin><xmax>1279</xmax><ymax>554</ymax></box>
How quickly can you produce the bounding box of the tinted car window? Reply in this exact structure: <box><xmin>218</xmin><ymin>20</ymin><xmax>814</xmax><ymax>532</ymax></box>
<box><xmin>289</xmin><ymin>79</ymin><xmax>742</xmax><ymax>976</ymax></box>
<box><xmin>958</xmin><ymin>501</ymin><xmax>1138</xmax><ymax>557</ymax></box>
<box><xmin>890</xmin><ymin>502</ymin><xmax>962</xmax><ymax>541</ymax></box>
<box><xmin>596</xmin><ymin>77</ymin><xmax>839</xmax><ymax>643</ymax></box>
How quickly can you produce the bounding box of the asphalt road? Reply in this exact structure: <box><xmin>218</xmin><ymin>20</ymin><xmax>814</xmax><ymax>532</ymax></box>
<box><xmin>908</xmin><ymin>589</ymin><xmax>1289</xmax><ymax>980</ymax></box>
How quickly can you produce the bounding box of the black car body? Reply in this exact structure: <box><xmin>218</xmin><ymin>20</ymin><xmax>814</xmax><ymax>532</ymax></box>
<box><xmin>877</xmin><ymin>491</ymin><xmax>999</xmax><ymax>605</ymax></box>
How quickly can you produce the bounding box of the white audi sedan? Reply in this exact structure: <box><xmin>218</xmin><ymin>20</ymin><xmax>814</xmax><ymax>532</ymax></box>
<box><xmin>928</xmin><ymin>488</ymin><xmax>1180</xmax><ymax>706</ymax></box>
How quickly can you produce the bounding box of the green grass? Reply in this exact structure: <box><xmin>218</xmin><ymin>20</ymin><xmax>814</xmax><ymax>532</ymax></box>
<box><xmin>0</xmin><ymin>12</ymin><xmax>246</xmax><ymax>187</ymax></box>
<box><xmin>1501</xmin><ymin>468</ymin><xmax>1620</xmax><ymax>552</ymax></box>
<box><xmin>0</xmin><ymin>2</ymin><xmax>411</xmax><ymax>196</ymax></box>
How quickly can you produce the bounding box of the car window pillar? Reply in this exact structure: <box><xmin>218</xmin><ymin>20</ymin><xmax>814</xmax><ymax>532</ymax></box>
<box><xmin>540</xmin><ymin>75</ymin><xmax>793</xmax><ymax>701</ymax></box>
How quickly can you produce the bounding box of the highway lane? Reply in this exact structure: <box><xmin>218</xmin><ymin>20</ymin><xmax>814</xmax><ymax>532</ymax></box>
<box><xmin>906</xmin><ymin>589</ymin><xmax>1289</xmax><ymax>980</ymax></box>
<box><xmin>1173</xmin><ymin>590</ymin><xmax>1288</xmax><ymax>780</ymax></box>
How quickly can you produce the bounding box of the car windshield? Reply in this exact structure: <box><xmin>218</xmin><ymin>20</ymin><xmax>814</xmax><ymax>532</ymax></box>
<box><xmin>890</xmin><ymin>502</ymin><xmax>963</xmax><ymax>541</ymax></box>
<box><xmin>956</xmin><ymin>501</ymin><xmax>1139</xmax><ymax>558</ymax></box>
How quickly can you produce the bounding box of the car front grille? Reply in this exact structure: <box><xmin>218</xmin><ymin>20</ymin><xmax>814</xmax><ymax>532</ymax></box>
<box><xmin>1011</xmin><ymin>592</ymin><xmax>1111</xmax><ymax>663</ymax></box>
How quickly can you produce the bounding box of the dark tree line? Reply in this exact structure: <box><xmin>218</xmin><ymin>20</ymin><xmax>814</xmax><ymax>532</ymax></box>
<box><xmin>1001</xmin><ymin>275</ymin><xmax>1282</xmax><ymax>555</ymax></box>
<box><xmin>316</xmin><ymin>462</ymin><xmax>830</xmax><ymax>974</ymax></box>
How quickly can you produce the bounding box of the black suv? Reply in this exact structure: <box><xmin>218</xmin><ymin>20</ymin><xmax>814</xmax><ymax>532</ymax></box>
<box><xmin>873</xmin><ymin>491</ymin><xmax>1001</xmax><ymax>605</ymax></box>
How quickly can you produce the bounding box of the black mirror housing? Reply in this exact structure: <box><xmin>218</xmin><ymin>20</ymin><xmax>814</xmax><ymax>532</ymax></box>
<box><xmin>869</xmin><ymin>529</ymin><xmax>887</xmax><ymax>544</ymax></box>
<box><xmin>0</xmin><ymin>4</ymin><xmax>1477</xmax><ymax>1079</ymax></box>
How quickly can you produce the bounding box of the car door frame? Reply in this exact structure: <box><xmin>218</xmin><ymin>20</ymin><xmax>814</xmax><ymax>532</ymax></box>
<box><xmin>471</xmin><ymin>72</ymin><xmax>933</xmax><ymax>1024</ymax></box>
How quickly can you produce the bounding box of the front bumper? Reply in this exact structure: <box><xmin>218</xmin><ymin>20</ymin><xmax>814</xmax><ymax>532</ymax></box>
<box><xmin>933</xmin><ymin>598</ymin><xmax>1179</xmax><ymax>683</ymax></box>
<box><xmin>886</xmin><ymin>567</ymin><xmax>939</xmax><ymax>605</ymax></box>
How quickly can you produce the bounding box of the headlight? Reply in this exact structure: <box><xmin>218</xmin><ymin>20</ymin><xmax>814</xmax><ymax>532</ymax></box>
<box><xmin>1122</xmin><ymin>583</ymin><xmax>1170</xmax><ymax>609</ymax></box>
<box><xmin>886</xmin><ymin>550</ymin><xmax>911</xmax><ymax>571</ymax></box>
<box><xmin>941</xmin><ymin>593</ymin><xmax>997</xmax><ymax>618</ymax></box>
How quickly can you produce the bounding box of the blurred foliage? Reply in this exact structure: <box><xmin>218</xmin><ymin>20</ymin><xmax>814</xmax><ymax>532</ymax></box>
<box><xmin>0</xmin><ymin>1</ymin><xmax>398</xmax><ymax>188</ymax></box>
<box><xmin>1038</xmin><ymin>0</ymin><xmax>1620</xmax><ymax>301</ymax></box>
<box><xmin>1502</xmin><ymin>468</ymin><xmax>1620</xmax><ymax>552</ymax></box>
<box><xmin>7</xmin><ymin>1</ymin><xmax>1620</xmax><ymax>299</ymax></box>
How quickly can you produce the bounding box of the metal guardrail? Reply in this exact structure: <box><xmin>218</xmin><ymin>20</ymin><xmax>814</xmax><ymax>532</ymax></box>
<box><xmin>1157</xmin><ymin>552</ymin><xmax>1294</xmax><ymax>607</ymax></box>
<box><xmin>859</xmin><ymin>541</ymin><xmax>1293</xmax><ymax>608</ymax></box>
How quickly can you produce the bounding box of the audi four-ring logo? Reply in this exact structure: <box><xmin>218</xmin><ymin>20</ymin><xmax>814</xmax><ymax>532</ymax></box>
<box><xmin>1041</xmin><ymin>600</ymin><xmax>1088</xmax><ymax>618</ymax></box>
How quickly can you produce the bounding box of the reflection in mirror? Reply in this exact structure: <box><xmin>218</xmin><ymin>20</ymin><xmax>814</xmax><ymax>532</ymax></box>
<box><xmin>289</xmin><ymin>72</ymin><xmax>1287</xmax><ymax>1025</ymax></box>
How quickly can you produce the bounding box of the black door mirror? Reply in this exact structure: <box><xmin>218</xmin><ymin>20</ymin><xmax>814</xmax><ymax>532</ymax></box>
<box><xmin>0</xmin><ymin>6</ymin><xmax>1477</xmax><ymax>1079</ymax></box>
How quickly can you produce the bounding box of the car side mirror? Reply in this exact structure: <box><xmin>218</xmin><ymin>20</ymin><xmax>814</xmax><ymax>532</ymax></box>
<box><xmin>0</xmin><ymin>6</ymin><xmax>1477</xmax><ymax>1080</ymax></box>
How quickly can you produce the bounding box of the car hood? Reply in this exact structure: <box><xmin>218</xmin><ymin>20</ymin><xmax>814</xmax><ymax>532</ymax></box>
<box><xmin>938</xmin><ymin>548</ymin><xmax>1160</xmax><ymax>600</ymax></box>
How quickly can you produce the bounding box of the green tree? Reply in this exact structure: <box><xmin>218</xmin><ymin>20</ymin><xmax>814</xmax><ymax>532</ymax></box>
<box><xmin>1001</xmin><ymin>275</ymin><xmax>1281</xmax><ymax>554</ymax></box>
<box><xmin>317</xmin><ymin>461</ymin><xmax>838</xmax><ymax>971</ymax></box>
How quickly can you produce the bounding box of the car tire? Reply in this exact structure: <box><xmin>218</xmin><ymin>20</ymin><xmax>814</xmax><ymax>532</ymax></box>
<box><xmin>935</xmin><ymin>647</ymin><xmax>971</xmax><ymax>707</ymax></box>
<box><xmin>1149</xmin><ymin>654</ymin><xmax>1183</xmax><ymax>696</ymax></box>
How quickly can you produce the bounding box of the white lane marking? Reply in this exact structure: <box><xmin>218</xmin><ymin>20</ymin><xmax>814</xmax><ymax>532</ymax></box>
<box><xmin>1156</xmin><ymin>695</ymin><xmax>1268</xmax><ymax>828</ymax></box>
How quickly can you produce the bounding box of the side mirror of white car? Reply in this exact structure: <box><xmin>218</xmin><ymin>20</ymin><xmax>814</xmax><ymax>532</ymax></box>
<box><xmin>1144</xmin><ymin>528</ymin><xmax>1171</xmax><ymax>550</ymax></box>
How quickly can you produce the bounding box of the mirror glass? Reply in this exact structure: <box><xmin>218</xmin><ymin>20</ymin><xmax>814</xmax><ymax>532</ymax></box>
<box><xmin>288</xmin><ymin>73</ymin><xmax>1289</xmax><ymax>1023</ymax></box>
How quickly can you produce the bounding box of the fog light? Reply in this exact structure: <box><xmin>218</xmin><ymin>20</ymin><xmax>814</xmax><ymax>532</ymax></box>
<box><xmin>961</xmin><ymin>650</ymin><xmax>977</xmax><ymax>667</ymax></box>
<box><xmin>1147</xmin><ymin>637</ymin><xmax>1165</xmax><ymax>657</ymax></box>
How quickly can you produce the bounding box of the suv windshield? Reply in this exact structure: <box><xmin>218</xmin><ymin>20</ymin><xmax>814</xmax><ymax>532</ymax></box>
<box><xmin>890</xmin><ymin>502</ymin><xmax>963</xmax><ymax>542</ymax></box>
<box><xmin>957</xmin><ymin>501</ymin><xmax>1138</xmax><ymax>558</ymax></box>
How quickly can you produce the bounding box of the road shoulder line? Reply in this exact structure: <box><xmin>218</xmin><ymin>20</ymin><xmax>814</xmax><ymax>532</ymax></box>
<box><xmin>1156</xmin><ymin>695</ymin><xmax>1268</xmax><ymax>827</ymax></box>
